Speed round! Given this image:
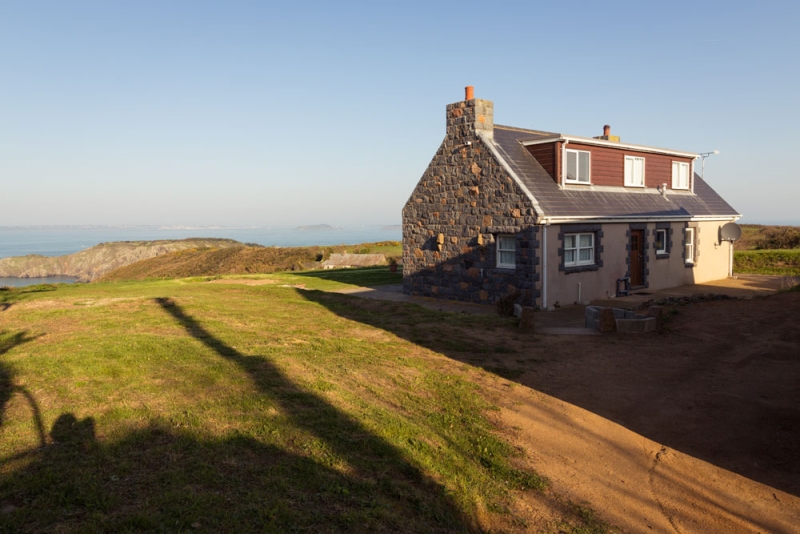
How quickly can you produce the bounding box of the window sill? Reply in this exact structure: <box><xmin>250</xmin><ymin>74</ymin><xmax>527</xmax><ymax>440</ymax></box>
<box><xmin>624</xmin><ymin>184</ymin><xmax>645</xmax><ymax>188</ymax></box>
<box><xmin>656</xmin><ymin>253</ymin><xmax>669</xmax><ymax>259</ymax></box>
<box><xmin>564</xmin><ymin>180</ymin><xmax>591</xmax><ymax>185</ymax></box>
<box><xmin>563</xmin><ymin>264</ymin><xmax>599</xmax><ymax>274</ymax></box>
<box><xmin>684</xmin><ymin>262</ymin><xmax>695</xmax><ymax>268</ymax></box>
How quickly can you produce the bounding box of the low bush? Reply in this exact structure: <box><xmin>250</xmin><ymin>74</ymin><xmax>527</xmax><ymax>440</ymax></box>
<box><xmin>496</xmin><ymin>291</ymin><xmax>521</xmax><ymax>317</ymax></box>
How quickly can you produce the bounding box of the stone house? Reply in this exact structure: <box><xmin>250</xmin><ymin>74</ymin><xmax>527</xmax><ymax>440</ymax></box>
<box><xmin>402</xmin><ymin>87</ymin><xmax>740</xmax><ymax>308</ymax></box>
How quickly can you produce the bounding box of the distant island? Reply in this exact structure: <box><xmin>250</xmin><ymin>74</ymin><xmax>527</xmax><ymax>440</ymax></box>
<box><xmin>295</xmin><ymin>224</ymin><xmax>338</xmax><ymax>231</ymax></box>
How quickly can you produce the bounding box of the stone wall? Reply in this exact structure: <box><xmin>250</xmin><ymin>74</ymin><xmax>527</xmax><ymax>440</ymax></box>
<box><xmin>402</xmin><ymin>98</ymin><xmax>539</xmax><ymax>305</ymax></box>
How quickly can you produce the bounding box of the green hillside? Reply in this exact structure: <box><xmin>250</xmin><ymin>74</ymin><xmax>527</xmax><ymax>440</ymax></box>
<box><xmin>99</xmin><ymin>241</ymin><xmax>401</xmax><ymax>282</ymax></box>
<box><xmin>0</xmin><ymin>275</ymin><xmax>605</xmax><ymax>532</ymax></box>
<box><xmin>0</xmin><ymin>238</ymin><xmax>244</xmax><ymax>282</ymax></box>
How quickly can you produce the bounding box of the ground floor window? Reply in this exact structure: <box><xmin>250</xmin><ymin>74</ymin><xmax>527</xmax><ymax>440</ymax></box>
<box><xmin>685</xmin><ymin>227</ymin><xmax>695</xmax><ymax>265</ymax></box>
<box><xmin>655</xmin><ymin>228</ymin><xmax>667</xmax><ymax>254</ymax></box>
<box><xmin>496</xmin><ymin>235</ymin><xmax>516</xmax><ymax>268</ymax></box>
<box><xmin>565</xmin><ymin>233</ymin><xmax>594</xmax><ymax>266</ymax></box>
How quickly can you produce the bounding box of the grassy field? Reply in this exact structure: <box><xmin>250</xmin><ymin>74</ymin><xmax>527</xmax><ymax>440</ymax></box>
<box><xmin>0</xmin><ymin>270</ymin><xmax>608</xmax><ymax>533</ymax></box>
<box><xmin>728</xmin><ymin>225</ymin><xmax>800</xmax><ymax>276</ymax></box>
<box><xmin>733</xmin><ymin>249</ymin><xmax>800</xmax><ymax>275</ymax></box>
<box><xmin>98</xmin><ymin>242</ymin><xmax>403</xmax><ymax>283</ymax></box>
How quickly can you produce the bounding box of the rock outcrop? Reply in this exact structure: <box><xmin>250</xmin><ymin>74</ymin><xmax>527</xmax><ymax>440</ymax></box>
<box><xmin>0</xmin><ymin>239</ymin><xmax>243</xmax><ymax>282</ymax></box>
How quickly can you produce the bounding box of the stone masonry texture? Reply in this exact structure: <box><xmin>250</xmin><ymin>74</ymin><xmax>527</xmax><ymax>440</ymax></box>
<box><xmin>402</xmin><ymin>98</ymin><xmax>540</xmax><ymax>305</ymax></box>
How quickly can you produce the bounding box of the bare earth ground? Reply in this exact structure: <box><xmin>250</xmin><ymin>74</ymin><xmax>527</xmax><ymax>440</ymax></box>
<box><xmin>338</xmin><ymin>279</ymin><xmax>800</xmax><ymax>532</ymax></box>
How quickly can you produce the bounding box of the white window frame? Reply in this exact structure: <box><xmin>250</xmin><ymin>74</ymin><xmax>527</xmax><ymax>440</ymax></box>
<box><xmin>564</xmin><ymin>232</ymin><xmax>595</xmax><ymax>267</ymax></box>
<box><xmin>624</xmin><ymin>155</ymin><xmax>645</xmax><ymax>187</ymax></box>
<box><xmin>685</xmin><ymin>227</ymin><xmax>695</xmax><ymax>265</ymax></box>
<box><xmin>565</xmin><ymin>149</ymin><xmax>591</xmax><ymax>184</ymax></box>
<box><xmin>672</xmin><ymin>161</ymin><xmax>689</xmax><ymax>190</ymax></box>
<box><xmin>496</xmin><ymin>235</ymin><xmax>516</xmax><ymax>269</ymax></box>
<box><xmin>655</xmin><ymin>228</ymin><xmax>668</xmax><ymax>254</ymax></box>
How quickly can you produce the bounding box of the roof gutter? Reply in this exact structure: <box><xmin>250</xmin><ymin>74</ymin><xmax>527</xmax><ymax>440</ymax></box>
<box><xmin>537</xmin><ymin>215</ymin><xmax>740</xmax><ymax>225</ymax></box>
<box><xmin>522</xmin><ymin>135</ymin><xmax>698</xmax><ymax>159</ymax></box>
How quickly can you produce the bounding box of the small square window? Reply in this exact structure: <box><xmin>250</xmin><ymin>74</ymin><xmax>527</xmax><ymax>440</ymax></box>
<box><xmin>497</xmin><ymin>235</ymin><xmax>516</xmax><ymax>269</ymax></box>
<box><xmin>655</xmin><ymin>229</ymin><xmax>667</xmax><ymax>254</ymax></box>
<box><xmin>565</xmin><ymin>232</ymin><xmax>594</xmax><ymax>267</ymax></box>
<box><xmin>624</xmin><ymin>156</ymin><xmax>645</xmax><ymax>187</ymax></box>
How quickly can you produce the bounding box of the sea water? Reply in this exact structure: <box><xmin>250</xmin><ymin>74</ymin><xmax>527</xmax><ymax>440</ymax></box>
<box><xmin>0</xmin><ymin>225</ymin><xmax>401</xmax><ymax>287</ymax></box>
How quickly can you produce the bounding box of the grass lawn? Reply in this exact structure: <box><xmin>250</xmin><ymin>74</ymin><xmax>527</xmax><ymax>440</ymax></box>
<box><xmin>734</xmin><ymin>249</ymin><xmax>800</xmax><ymax>276</ymax></box>
<box><xmin>0</xmin><ymin>275</ymin><xmax>559</xmax><ymax>532</ymax></box>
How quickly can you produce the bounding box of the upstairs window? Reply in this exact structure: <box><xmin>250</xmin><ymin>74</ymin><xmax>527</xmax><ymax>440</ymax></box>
<box><xmin>672</xmin><ymin>161</ymin><xmax>690</xmax><ymax>190</ymax></box>
<box><xmin>565</xmin><ymin>149</ymin><xmax>591</xmax><ymax>184</ymax></box>
<box><xmin>564</xmin><ymin>233</ymin><xmax>595</xmax><ymax>267</ymax></box>
<box><xmin>496</xmin><ymin>235</ymin><xmax>516</xmax><ymax>269</ymax></box>
<box><xmin>624</xmin><ymin>155</ymin><xmax>645</xmax><ymax>187</ymax></box>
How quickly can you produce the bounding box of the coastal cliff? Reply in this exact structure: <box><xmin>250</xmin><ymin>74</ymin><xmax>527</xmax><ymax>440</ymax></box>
<box><xmin>0</xmin><ymin>238</ymin><xmax>243</xmax><ymax>282</ymax></box>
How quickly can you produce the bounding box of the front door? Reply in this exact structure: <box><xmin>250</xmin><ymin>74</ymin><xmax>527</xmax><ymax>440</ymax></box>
<box><xmin>629</xmin><ymin>229</ymin><xmax>645</xmax><ymax>287</ymax></box>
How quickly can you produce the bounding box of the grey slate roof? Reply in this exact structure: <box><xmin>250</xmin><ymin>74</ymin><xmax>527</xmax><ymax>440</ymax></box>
<box><xmin>490</xmin><ymin>125</ymin><xmax>740</xmax><ymax>220</ymax></box>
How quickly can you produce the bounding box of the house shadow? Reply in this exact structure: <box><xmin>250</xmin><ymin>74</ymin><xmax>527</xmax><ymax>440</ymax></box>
<box><xmin>0</xmin><ymin>304</ymin><xmax>472</xmax><ymax>532</ymax></box>
<box><xmin>297</xmin><ymin>287</ymin><xmax>800</xmax><ymax>498</ymax></box>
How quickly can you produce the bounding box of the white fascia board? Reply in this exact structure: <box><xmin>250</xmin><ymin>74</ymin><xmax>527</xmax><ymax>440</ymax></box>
<box><xmin>538</xmin><ymin>215</ymin><xmax>739</xmax><ymax>225</ymax></box>
<box><xmin>478</xmin><ymin>131</ymin><xmax>545</xmax><ymax>220</ymax></box>
<box><xmin>522</xmin><ymin>135</ymin><xmax>698</xmax><ymax>159</ymax></box>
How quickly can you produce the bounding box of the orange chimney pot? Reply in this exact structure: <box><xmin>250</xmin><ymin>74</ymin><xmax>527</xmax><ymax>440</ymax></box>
<box><xmin>465</xmin><ymin>86</ymin><xmax>474</xmax><ymax>100</ymax></box>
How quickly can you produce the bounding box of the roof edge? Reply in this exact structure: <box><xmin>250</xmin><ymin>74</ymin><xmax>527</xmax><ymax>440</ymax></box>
<box><xmin>520</xmin><ymin>135</ymin><xmax>699</xmax><ymax>159</ymax></box>
<box><xmin>477</xmin><ymin>131</ymin><xmax>545</xmax><ymax>220</ymax></box>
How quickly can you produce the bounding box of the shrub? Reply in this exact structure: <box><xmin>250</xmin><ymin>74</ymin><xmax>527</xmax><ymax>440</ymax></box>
<box><xmin>496</xmin><ymin>291</ymin><xmax>521</xmax><ymax>317</ymax></box>
<box><xmin>754</xmin><ymin>226</ymin><xmax>800</xmax><ymax>250</ymax></box>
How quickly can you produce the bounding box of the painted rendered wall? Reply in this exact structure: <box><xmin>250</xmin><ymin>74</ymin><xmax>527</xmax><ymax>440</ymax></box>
<box><xmin>540</xmin><ymin>220</ymin><xmax>735</xmax><ymax>307</ymax></box>
<box><xmin>683</xmin><ymin>220</ymin><xmax>735</xmax><ymax>284</ymax></box>
<box><xmin>541</xmin><ymin>224</ymin><xmax>630</xmax><ymax>306</ymax></box>
<box><xmin>647</xmin><ymin>222</ymin><xmax>687</xmax><ymax>290</ymax></box>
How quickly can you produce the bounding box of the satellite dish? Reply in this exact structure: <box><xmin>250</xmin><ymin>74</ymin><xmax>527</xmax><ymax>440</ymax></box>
<box><xmin>720</xmin><ymin>222</ymin><xmax>742</xmax><ymax>241</ymax></box>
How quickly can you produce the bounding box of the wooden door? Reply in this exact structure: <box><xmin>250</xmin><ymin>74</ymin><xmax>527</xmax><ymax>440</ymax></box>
<box><xmin>630</xmin><ymin>230</ymin><xmax>644</xmax><ymax>287</ymax></box>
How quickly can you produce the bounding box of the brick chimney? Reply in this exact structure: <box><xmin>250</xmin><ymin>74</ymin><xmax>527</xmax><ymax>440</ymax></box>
<box><xmin>445</xmin><ymin>86</ymin><xmax>494</xmax><ymax>141</ymax></box>
<box><xmin>594</xmin><ymin>124</ymin><xmax>620</xmax><ymax>142</ymax></box>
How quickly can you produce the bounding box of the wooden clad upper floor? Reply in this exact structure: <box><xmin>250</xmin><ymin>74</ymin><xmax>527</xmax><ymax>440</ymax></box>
<box><xmin>524</xmin><ymin>140</ymin><xmax>696</xmax><ymax>190</ymax></box>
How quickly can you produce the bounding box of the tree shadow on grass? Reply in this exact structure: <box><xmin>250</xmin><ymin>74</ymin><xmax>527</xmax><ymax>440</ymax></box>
<box><xmin>1</xmin><ymin>418</ymin><xmax>465</xmax><ymax>532</ymax></box>
<box><xmin>0</xmin><ymin>301</ymin><xmax>472</xmax><ymax>532</ymax></box>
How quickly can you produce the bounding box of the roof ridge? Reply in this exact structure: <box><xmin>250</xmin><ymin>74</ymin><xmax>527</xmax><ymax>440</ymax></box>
<box><xmin>494</xmin><ymin>124</ymin><xmax>559</xmax><ymax>136</ymax></box>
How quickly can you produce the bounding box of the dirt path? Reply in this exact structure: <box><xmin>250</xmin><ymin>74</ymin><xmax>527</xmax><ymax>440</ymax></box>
<box><xmin>497</xmin><ymin>386</ymin><xmax>798</xmax><ymax>533</ymax></box>
<box><xmin>477</xmin><ymin>292</ymin><xmax>800</xmax><ymax>532</ymax></box>
<box><xmin>329</xmin><ymin>279</ymin><xmax>800</xmax><ymax>531</ymax></box>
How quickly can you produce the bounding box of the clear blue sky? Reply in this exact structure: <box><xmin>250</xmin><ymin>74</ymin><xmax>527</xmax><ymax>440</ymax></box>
<box><xmin>2</xmin><ymin>1</ymin><xmax>798</xmax><ymax>226</ymax></box>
